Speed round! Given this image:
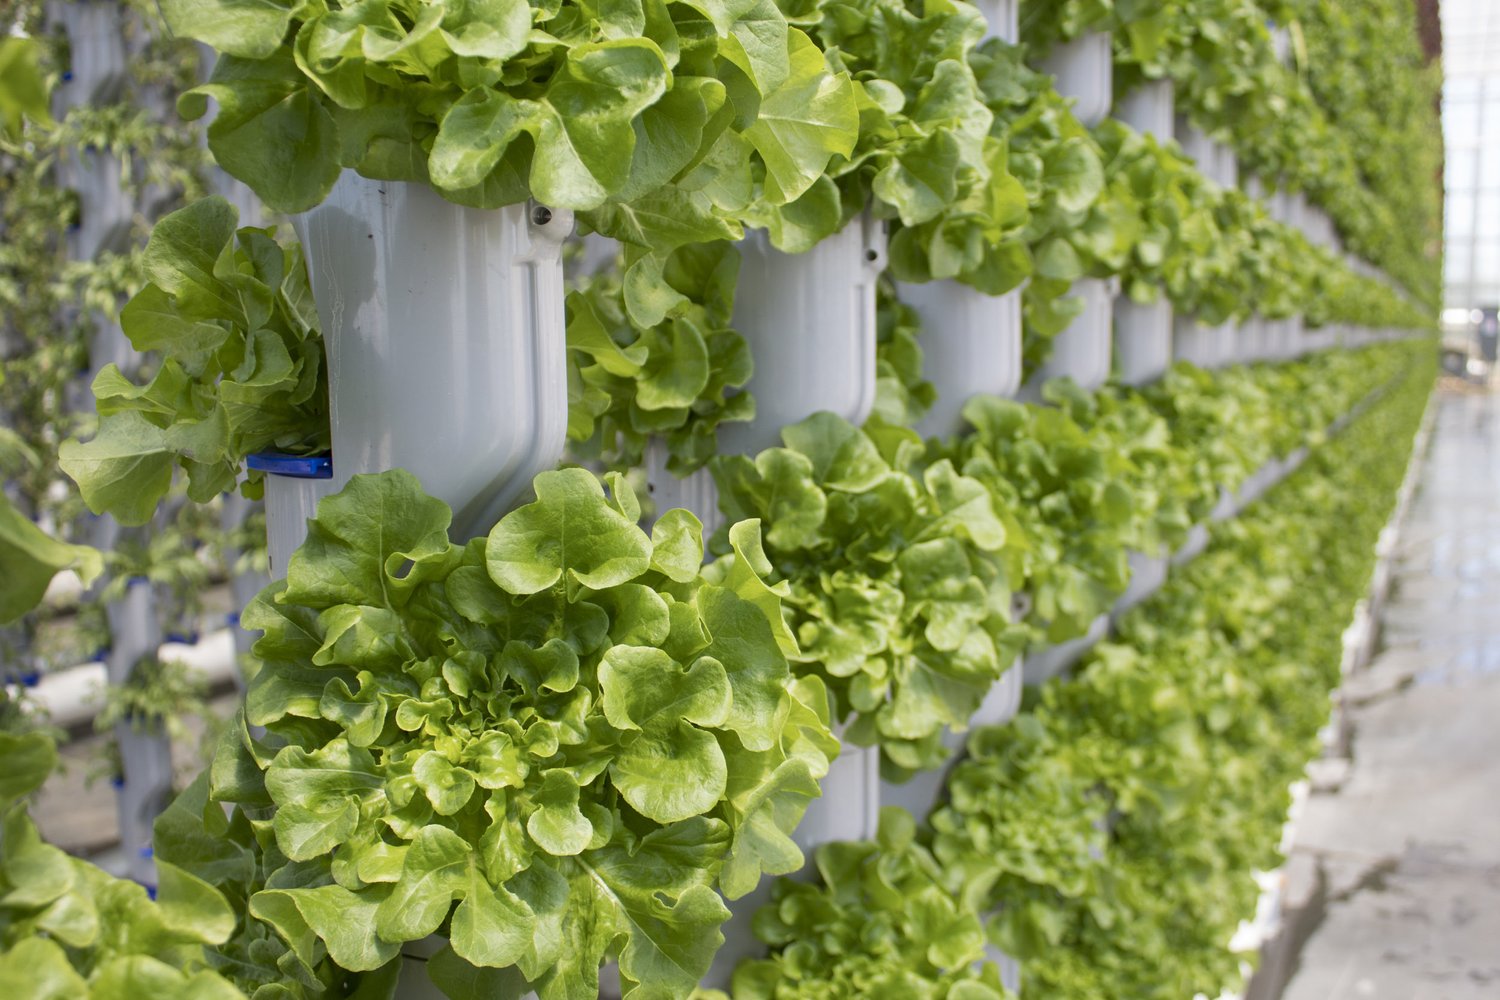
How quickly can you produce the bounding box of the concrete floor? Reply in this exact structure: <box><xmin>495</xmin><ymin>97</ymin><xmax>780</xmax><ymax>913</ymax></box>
<box><xmin>1271</xmin><ymin>385</ymin><xmax>1500</xmax><ymax>1000</ymax></box>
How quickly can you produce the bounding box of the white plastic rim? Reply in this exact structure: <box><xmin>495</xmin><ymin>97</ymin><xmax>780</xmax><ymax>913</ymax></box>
<box><xmin>1021</xmin><ymin>614</ymin><xmax>1109</xmax><ymax>685</ymax></box>
<box><xmin>1216</xmin><ymin>143</ymin><xmax>1240</xmax><ymax>190</ymax></box>
<box><xmin>262</xmin><ymin>471</ymin><xmax>340</xmax><ymax>579</ymax></box>
<box><xmin>718</xmin><ymin>211</ymin><xmax>886</xmax><ymax>457</ymax></box>
<box><xmin>1040</xmin><ymin>31</ymin><xmax>1112</xmax><ymax>127</ymax></box>
<box><xmin>974</xmin><ymin>0</ymin><xmax>1019</xmax><ymax>43</ymax></box>
<box><xmin>1114</xmin><ymin>295</ymin><xmax>1172</xmax><ymax>386</ymax></box>
<box><xmin>973</xmin><ymin>658</ymin><xmax>1024</xmax><ymax>726</ymax></box>
<box><xmin>1113</xmin><ymin>551</ymin><xmax>1168</xmax><ymax>618</ymax></box>
<box><xmin>293</xmin><ymin>175</ymin><xmax>572</xmax><ymax>540</ymax></box>
<box><xmin>1172</xmin><ymin>315</ymin><xmax>1233</xmax><ymax>369</ymax></box>
<box><xmin>983</xmin><ymin>943</ymin><xmax>1023</xmax><ymax>995</ymax></box>
<box><xmin>896</xmin><ymin>282</ymin><xmax>1022</xmax><ymax>438</ymax></box>
<box><xmin>58</xmin><ymin>1</ymin><xmax>129</xmax><ymax>102</ymax></box>
<box><xmin>1173</xmin><ymin>115</ymin><xmax>1216</xmax><ymax>181</ymax></box>
<box><xmin>1115</xmin><ymin>79</ymin><xmax>1174</xmax><ymax>141</ymax></box>
<box><xmin>1026</xmin><ymin>278</ymin><xmax>1112</xmax><ymax>393</ymax></box>
<box><xmin>1172</xmin><ymin>522</ymin><xmax>1209</xmax><ymax>567</ymax></box>
<box><xmin>792</xmin><ymin>738</ymin><xmax>881</xmax><ymax>852</ymax></box>
<box><xmin>644</xmin><ymin>439</ymin><xmax>720</xmax><ymax>541</ymax></box>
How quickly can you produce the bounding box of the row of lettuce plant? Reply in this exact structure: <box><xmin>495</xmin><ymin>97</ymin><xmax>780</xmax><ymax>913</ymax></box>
<box><xmin>707</xmin><ymin>336</ymin><xmax>1416</xmax><ymax>778</ymax></box>
<box><xmin>0</xmin><ymin>0</ymin><xmax>1441</xmax><ymax>997</ymax></box>
<box><xmin>3</xmin><ymin>318</ymin><xmax>1428</xmax><ymax>997</ymax></box>
<box><xmin>1029</xmin><ymin>0</ymin><xmax>1442</xmax><ymax>308</ymax></box>
<box><xmin>710</xmin><ymin>337</ymin><xmax>1433</xmax><ymax>1000</ymax></box>
<box><xmin>100</xmin><ymin>0</ymin><xmax>1439</xmax><ymax>480</ymax></box>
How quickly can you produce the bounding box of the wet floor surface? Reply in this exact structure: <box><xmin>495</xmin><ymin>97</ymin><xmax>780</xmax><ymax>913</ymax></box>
<box><xmin>1276</xmin><ymin>387</ymin><xmax>1500</xmax><ymax>1000</ymax></box>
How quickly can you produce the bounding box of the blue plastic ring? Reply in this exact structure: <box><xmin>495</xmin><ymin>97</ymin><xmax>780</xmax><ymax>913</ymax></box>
<box><xmin>247</xmin><ymin>452</ymin><xmax>333</xmax><ymax>479</ymax></box>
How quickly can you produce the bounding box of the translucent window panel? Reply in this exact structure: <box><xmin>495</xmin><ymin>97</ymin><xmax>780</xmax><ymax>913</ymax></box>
<box><xmin>1447</xmin><ymin>243</ymin><xmax>1474</xmax><ymax>286</ymax></box>
<box><xmin>1483</xmin><ymin>143</ymin><xmax>1500</xmax><ymax>190</ymax></box>
<box><xmin>1477</xmin><ymin>241</ymin><xmax>1500</xmax><ymax>285</ymax></box>
<box><xmin>1482</xmin><ymin>192</ymin><xmax>1500</xmax><ymax>237</ymax></box>
<box><xmin>1447</xmin><ymin>98</ymin><xmax>1483</xmax><ymax>141</ymax></box>
<box><xmin>1447</xmin><ymin>75</ymin><xmax>1483</xmax><ymax>103</ymax></box>
<box><xmin>1485</xmin><ymin>95</ymin><xmax>1500</xmax><ymax>141</ymax></box>
<box><xmin>1446</xmin><ymin>75</ymin><xmax>1482</xmax><ymax>102</ymax></box>
<box><xmin>1450</xmin><ymin>191</ymin><xmax>1477</xmax><ymax>237</ymax></box>
<box><xmin>1448</xmin><ymin>150</ymin><xmax>1480</xmax><ymax>193</ymax></box>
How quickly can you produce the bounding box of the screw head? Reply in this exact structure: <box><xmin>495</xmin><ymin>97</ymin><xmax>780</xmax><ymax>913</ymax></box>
<box><xmin>532</xmin><ymin>205</ymin><xmax>553</xmax><ymax>227</ymax></box>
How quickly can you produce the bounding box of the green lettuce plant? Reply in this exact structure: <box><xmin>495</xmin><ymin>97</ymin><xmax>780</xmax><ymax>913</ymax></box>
<box><xmin>566</xmin><ymin>241</ymin><xmax>755</xmax><ymax>476</ymax></box>
<box><xmin>0</xmin><ymin>729</ymin><xmax>247</xmax><ymax>999</ymax></box>
<box><xmin>0</xmin><ymin>492</ymin><xmax>103</xmax><ymax>625</ymax></box>
<box><xmin>923</xmin><ymin>340</ymin><xmax>1432</xmax><ymax>999</ymax></box>
<box><xmin>163</xmin><ymin>0</ymin><xmax>858</xmax><ymax>238</ymax></box>
<box><xmin>189</xmin><ymin>466</ymin><xmax>836</xmax><ymax>999</ymax></box>
<box><xmin>715</xmin><ymin>807</ymin><xmax>1015</xmax><ymax>999</ymax></box>
<box><xmin>711</xmin><ymin>412</ymin><xmax>1025</xmax><ymax>776</ymax></box>
<box><xmin>60</xmin><ymin>197</ymin><xmax>328</xmax><ymax>524</ymax></box>
<box><xmin>761</xmin><ymin>0</ymin><xmax>1032</xmax><ymax>294</ymax></box>
<box><xmin>936</xmin><ymin>392</ymin><xmax>1134</xmax><ymax>645</ymax></box>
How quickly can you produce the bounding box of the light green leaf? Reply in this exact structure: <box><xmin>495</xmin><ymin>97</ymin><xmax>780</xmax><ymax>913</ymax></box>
<box><xmin>486</xmin><ymin>468</ymin><xmax>652</xmax><ymax>595</ymax></box>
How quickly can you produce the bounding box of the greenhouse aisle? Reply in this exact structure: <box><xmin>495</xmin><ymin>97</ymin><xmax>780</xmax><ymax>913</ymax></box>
<box><xmin>1269</xmin><ymin>384</ymin><xmax>1500</xmax><ymax>1000</ymax></box>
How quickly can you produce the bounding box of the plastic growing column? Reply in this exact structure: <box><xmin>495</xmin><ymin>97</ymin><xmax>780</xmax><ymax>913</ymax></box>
<box><xmin>1174</xmin><ymin>116</ymin><xmax>1221</xmax><ymax>184</ymax></box>
<box><xmin>878</xmin><ymin>658</ymin><xmax>1023</xmax><ymax>822</ymax></box>
<box><xmin>248</xmin><ymin>454</ymin><xmax>337</xmax><ymax>580</ymax></box>
<box><xmin>1041</xmin><ymin>31</ymin><xmax>1112</xmax><ymax>127</ymax></box>
<box><xmin>1114</xmin><ymin>296</ymin><xmax>1173</xmax><ymax>385</ymax></box>
<box><xmin>1115</xmin><ymin>79</ymin><xmax>1174</xmax><ymax>140</ymax></box>
<box><xmin>1022</xmin><ymin>614</ymin><xmax>1110</xmax><ymax>685</ymax></box>
<box><xmin>1026</xmin><ymin>278</ymin><xmax>1112</xmax><ymax>394</ymax></box>
<box><xmin>61</xmin><ymin>151</ymin><xmax>133</xmax><ymax>263</ymax></box>
<box><xmin>292</xmin><ymin>175</ymin><xmax>573</xmax><ymax>540</ymax></box>
<box><xmin>105</xmin><ymin>577</ymin><xmax>172</xmax><ymax>888</ymax></box>
<box><xmin>644</xmin><ymin>441</ymin><xmax>720</xmax><ymax>539</ymax></box>
<box><xmin>717</xmin><ymin>212</ymin><xmax>886</xmax><ymax>456</ymax></box>
<box><xmin>1113</xmin><ymin>551</ymin><xmax>1168</xmax><ymax>618</ymax></box>
<box><xmin>974</xmin><ymin>0</ymin><xmax>1019</xmax><ymax>42</ymax></box>
<box><xmin>897</xmin><ymin>283</ymin><xmax>1023</xmax><ymax>437</ymax></box>
<box><xmin>57</xmin><ymin>1</ymin><xmax>129</xmax><ymax>104</ymax></box>
<box><xmin>219</xmin><ymin>492</ymin><xmax>269</xmax><ymax>682</ymax></box>
<box><xmin>1173</xmin><ymin>315</ymin><xmax>1234</xmax><ymax>369</ymax></box>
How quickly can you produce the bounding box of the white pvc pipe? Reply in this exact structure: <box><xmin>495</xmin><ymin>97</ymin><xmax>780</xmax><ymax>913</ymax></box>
<box><xmin>1041</xmin><ymin>31</ymin><xmax>1112</xmax><ymax>127</ymax></box>
<box><xmin>293</xmin><ymin>175</ymin><xmax>574</xmax><ymax>540</ymax></box>
<box><xmin>1025</xmin><ymin>278</ymin><xmax>1113</xmax><ymax>394</ymax></box>
<box><xmin>899</xmin><ymin>284</ymin><xmax>1023</xmax><ymax>437</ymax></box>
<box><xmin>1115</xmin><ymin>297</ymin><xmax>1173</xmax><ymax>385</ymax></box>
<box><xmin>719</xmin><ymin>212</ymin><xmax>886</xmax><ymax>456</ymax></box>
<box><xmin>1115</xmin><ymin>79</ymin><xmax>1174</xmax><ymax>140</ymax></box>
<box><xmin>974</xmin><ymin>0</ymin><xmax>1019</xmax><ymax>42</ymax></box>
<box><xmin>644</xmin><ymin>440</ymin><xmax>719</xmax><ymax>540</ymax></box>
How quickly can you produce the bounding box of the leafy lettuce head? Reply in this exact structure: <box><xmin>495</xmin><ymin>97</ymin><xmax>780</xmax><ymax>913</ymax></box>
<box><xmin>220</xmin><ymin>467</ymin><xmax>836</xmax><ymax>999</ymax></box>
